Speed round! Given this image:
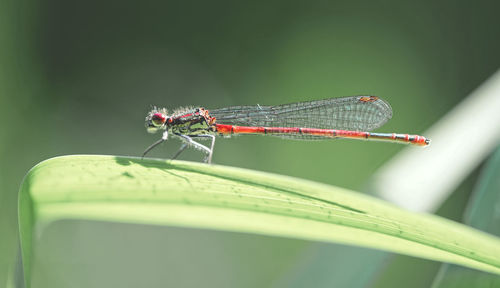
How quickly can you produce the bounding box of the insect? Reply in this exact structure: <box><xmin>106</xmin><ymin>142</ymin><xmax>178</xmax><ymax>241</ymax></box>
<box><xmin>143</xmin><ymin>96</ymin><xmax>430</xmax><ymax>163</ymax></box>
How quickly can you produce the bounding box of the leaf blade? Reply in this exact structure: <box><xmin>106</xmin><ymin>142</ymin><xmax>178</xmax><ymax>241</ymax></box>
<box><xmin>19</xmin><ymin>155</ymin><xmax>500</xmax><ymax>287</ymax></box>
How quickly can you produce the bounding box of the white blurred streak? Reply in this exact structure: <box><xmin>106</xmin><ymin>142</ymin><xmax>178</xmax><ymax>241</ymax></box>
<box><xmin>373</xmin><ymin>70</ymin><xmax>500</xmax><ymax>212</ymax></box>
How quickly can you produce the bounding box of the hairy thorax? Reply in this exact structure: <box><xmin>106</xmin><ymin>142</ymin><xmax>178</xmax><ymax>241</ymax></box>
<box><xmin>169</xmin><ymin>107</ymin><xmax>217</xmax><ymax>136</ymax></box>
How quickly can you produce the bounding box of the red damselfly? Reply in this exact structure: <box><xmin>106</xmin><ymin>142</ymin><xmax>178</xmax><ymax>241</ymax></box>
<box><xmin>143</xmin><ymin>96</ymin><xmax>430</xmax><ymax>163</ymax></box>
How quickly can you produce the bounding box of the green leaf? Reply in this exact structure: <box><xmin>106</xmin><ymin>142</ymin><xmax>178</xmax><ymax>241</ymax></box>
<box><xmin>19</xmin><ymin>155</ymin><xmax>500</xmax><ymax>287</ymax></box>
<box><xmin>431</xmin><ymin>146</ymin><xmax>500</xmax><ymax>287</ymax></box>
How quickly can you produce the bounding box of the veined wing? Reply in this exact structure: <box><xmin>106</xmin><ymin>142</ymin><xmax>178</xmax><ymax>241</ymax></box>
<box><xmin>210</xmin><ymin>96</ymin><xmax>393</xmax><ymax>131</ymax></box>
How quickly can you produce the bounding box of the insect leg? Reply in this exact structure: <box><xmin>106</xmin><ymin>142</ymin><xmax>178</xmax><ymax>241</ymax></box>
<box><xmin>142</xmin><ymin>131</ymin><xmax>169</xmax><ymax>158</ymax></box>
<box><xmin>171</xmin><ymin>143</ymin><xmax>188</xmax><ymax>160</ymax></box>
<box><xmin>194</xmin><ymin>135</ymin><xmax>216</xmax><ymax>164</ymax></box>
<box><xmin>176</xmin><ymin>134</ymin><xmax>211</xmax><ymax>157</ymax></box>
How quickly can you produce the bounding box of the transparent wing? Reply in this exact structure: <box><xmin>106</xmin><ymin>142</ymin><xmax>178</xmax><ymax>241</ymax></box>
<box><xmin>210</xmin><ymin>96</ymin><xmax>393</xmax><ymax>131</ymax></box>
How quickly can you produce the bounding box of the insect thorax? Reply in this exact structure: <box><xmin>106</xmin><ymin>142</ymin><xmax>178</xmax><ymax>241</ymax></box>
<box><xmin>169</xmin><ymin>107</ymin><xmax>216</xmax><ymax>136</ymax></box>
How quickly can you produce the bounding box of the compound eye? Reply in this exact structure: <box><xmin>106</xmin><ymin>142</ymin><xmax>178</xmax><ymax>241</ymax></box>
<box><xmin>151</xmin><ymin>113</ymin><xmax>166</xmax><ymax>127</ymax></box>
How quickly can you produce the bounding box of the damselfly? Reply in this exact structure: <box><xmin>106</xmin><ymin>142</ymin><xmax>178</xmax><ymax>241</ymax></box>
<box><xmin>143</xmin><ymin>96</ymin><xmax>430</xmax><ymax>163</ymax></box>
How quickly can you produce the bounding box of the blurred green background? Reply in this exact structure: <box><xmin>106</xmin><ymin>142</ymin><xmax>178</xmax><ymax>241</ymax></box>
<box><xmin>2</xmin><ymin>0</ymin><xmax>500</xmax><ymax>287</ymax></box>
